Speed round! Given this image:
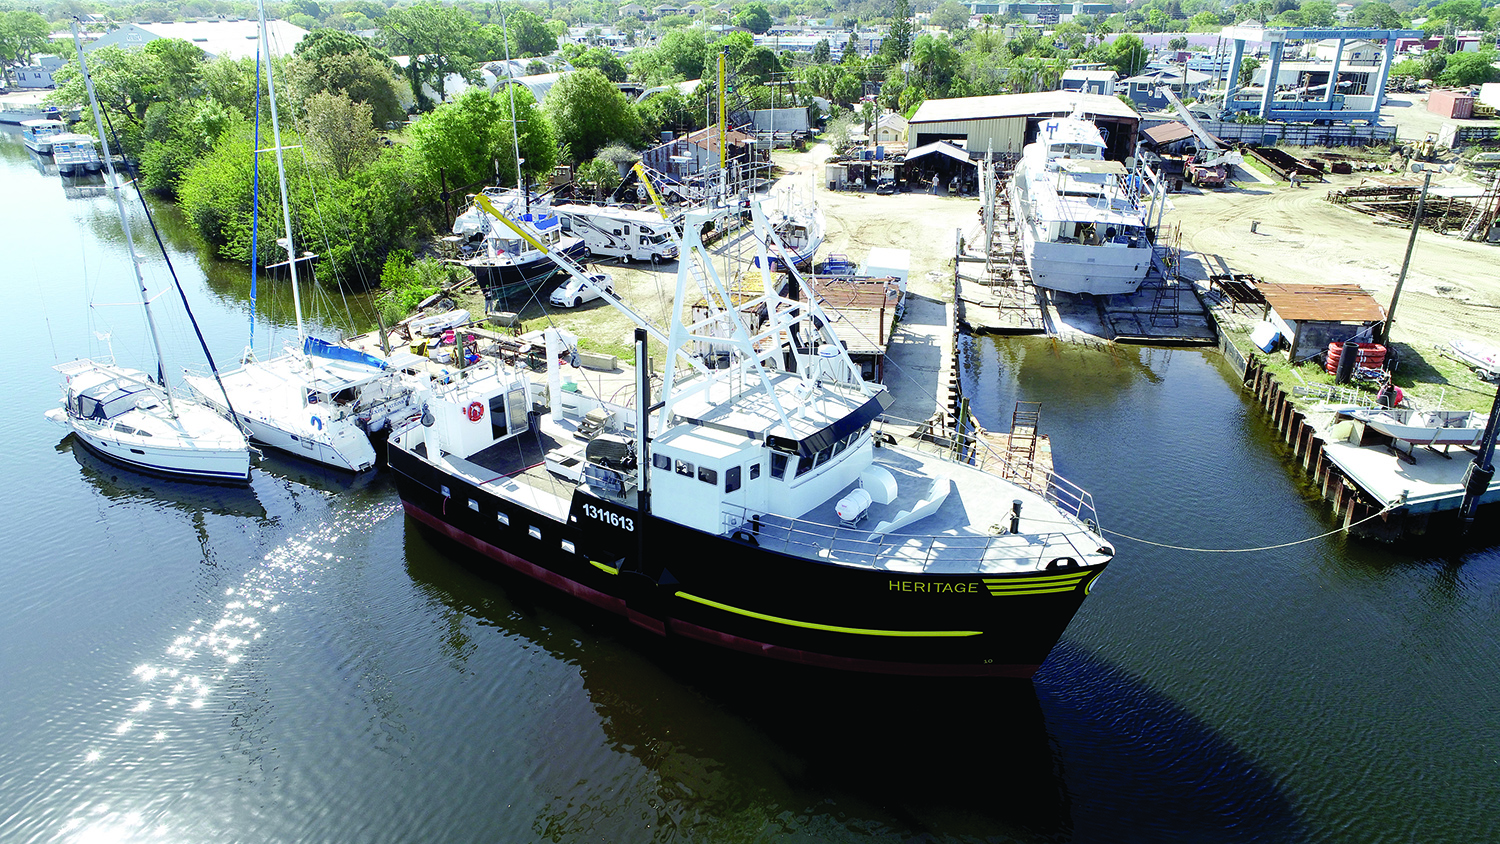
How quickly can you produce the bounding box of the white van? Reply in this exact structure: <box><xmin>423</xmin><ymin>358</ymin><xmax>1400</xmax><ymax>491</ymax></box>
<box><xmin>553</xmin><ymin>204</ymin><xmax>679</xmax><ymax>262</ymax></box>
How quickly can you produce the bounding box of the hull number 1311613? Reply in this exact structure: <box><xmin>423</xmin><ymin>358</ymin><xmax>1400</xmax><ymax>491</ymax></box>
<box><xmin>583</xmin><ymin>502</ymin><xmax>635</xmax><ymax>532</ymax></box>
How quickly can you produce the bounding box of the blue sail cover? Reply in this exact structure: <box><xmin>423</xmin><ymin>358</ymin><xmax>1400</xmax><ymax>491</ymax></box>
<box><xmin>303</xmin><ymin>337</ymin><xmax>388</xmax><ymax>371</ymax></box>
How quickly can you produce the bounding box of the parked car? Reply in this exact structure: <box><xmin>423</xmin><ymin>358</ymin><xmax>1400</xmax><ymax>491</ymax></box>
<box><xmin>550</xmin><ymin>272</ymin><xmax>614</xmax><ymax>308</ymax></box>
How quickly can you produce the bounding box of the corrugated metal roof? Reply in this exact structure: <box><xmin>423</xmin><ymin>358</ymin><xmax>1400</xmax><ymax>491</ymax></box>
<box><xmin>1143</xmin><ymin>122</ymin><xmax>1195</xmax><ymax>145</ymax></box>
<box><xmin>904</xmin><ymin>140</ymin><xmax>976</xmax><ymax>164</ymax></box>
<box><xmin>1259</xmin><ymin>282</ymin><xmax>1386</xmax><ymax>322</ymax></box>
<box><xmin>909</xmin><ymin>91</ymin><xmax>1140</xmax><ymax>125</ymax></box>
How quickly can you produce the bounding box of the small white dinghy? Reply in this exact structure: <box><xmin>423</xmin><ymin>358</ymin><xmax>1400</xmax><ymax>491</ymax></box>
<box><xmin>1449</xmin><ymin>338</ymin><xmax>1500</xmax><ymax>380</ymax></box>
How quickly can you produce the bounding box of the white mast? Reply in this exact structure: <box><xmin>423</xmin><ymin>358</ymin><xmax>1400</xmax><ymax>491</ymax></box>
<box><xmin>257</xmin><ymin>0</ymin><xmax>306</xmax><ymax>346</ymax></box>
<box><xmin>502</xmin><ymin>14</ymin><xmax>524</xmax><ymax>196</ymax></box>
<box><xmin>71</xmin><ymin>21</ymin><xmax>176</xmax><ymax>417</ymax></box>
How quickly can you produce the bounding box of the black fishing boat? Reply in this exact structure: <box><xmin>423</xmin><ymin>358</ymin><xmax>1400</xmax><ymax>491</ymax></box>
<box><xmin>389</xmin><ymin>203</ymin><xmax>1113</xmax><ymax>677</ymax></box>
<box><xmin>450</xmin><ymin>189</ymin><xmax>588</xmax><ymax>310</ymax></box>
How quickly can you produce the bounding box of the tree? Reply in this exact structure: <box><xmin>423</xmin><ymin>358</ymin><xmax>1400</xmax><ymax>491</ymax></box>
<box><xmin>832</xmin><ymin>72</ymin><xmax>861</xmax><ymax>105</ymax></box>
<box><xmin>1351</xmin><ymin>2</ymin><xmax>1405</xmax><ymax>28</ymax></box>
<box><xmin>1168</xmin><ymin>36</ymin><xmax>1189</xmax><ymax>51</ymax></box>
<box><xmin>49</xmin><ymin>40</ymin><xmax>209</xmax><ymax>154</ymax></box>
<box><xmin>0</xmin><ymin>11</ymin><xmax>51</xmax><ymax>87</ymax></box>
<box><xmin>1188</xmin><ymin>11</ymin><xmax>1221</xmax><ymax>30</ymax></box>
<box><xmin>883</xmin><ymin>0</ymin><xmax>914</xmax><ymax>63</ymax></box>
<box><xmin>1438</xmin><ymin>50</ymin><xmax>1499</xmax><ymax>86</ymax></box>
<box><xmin>735</xmin><ymin>3</ymin><xmax>774</xmax><ymax>34</ymax></box>
<box><xmin>303</xmin><ymin>91</ymin><xmax>379</xmax><ymax>178</ymax></box>
<box><xmin>1238</xmin><ymin>56</ymin><xmax>1260</xmax><ymax>87</ymax></box>
<box><xmin>637</xmin><ymin>86</ymin><xmax>701</xmax><ymax>140</ymax></box>
<box><xmin>502</xmin><ymin>7</ymin><xmax>559</xmax><ymax>57</ymax></box>
<box><xmin>378</xmin><ymin>2</ymin><xmax>483</xmax><ymax>111</ymax></box>
<box><xmin>412</xmin><ymin>87</ymin><xmax>556</xmax><ymax>192</ymax></box>
<box><xmin>736</xmin><ymin>45</ymin><xmax>782</xmax><ymax>87</ymax></box>
<box><xmin>811</xmin><ymin>38</ymin><xmax>831</xmax><ymax>64</ymax></box>
<box><xmin>1108</xmin><ymin>33</ymin><xmax>1147</xmax><ymax>77</ymax></box>
<box><xmin>571</xmin><ymin>46</ymin><xmax>627</xmax><ymax>82</ymax></box>
<box><xmin>544</xmin><ymin>68</ymin><xmax>642</xmax><ymax>163</ymax></box>
<box><xmin>288</xmin><ymin>50</ymin><xmax>409</xmax><ymax>127</ymax></box>
<box><xmin>930</xmin><ymin>1</ymin><xmax>970</xmax><ymax>32</ymax></box>
<box><xmin>576</xmin><ymin>157</ymin><xmax>622</xmax><ymax>200</ymax></box>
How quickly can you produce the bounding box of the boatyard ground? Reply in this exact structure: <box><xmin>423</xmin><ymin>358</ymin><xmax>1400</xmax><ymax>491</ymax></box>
<box><xmin>442</xmin><ymin>121</ymin><xmax>1499</xmax><ymax>411</ymax></box>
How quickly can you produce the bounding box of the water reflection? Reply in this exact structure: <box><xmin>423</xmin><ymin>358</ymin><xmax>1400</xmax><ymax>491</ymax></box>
<box><xmin>403</xmin><ymin>525</ymin><xmax>1303</xmax><ymax>842</ymax></box>
<box><xmin>60</xmin><ymin>436</ymin><xmax>267</xmax><ymax>520</ymax></box>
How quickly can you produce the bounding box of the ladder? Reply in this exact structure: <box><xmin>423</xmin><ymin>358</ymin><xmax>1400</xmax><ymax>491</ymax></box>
<box><xmin>1007</xmin><ymin>401</ymin><xmax>1041</xmax><ymax>474</ymax></box>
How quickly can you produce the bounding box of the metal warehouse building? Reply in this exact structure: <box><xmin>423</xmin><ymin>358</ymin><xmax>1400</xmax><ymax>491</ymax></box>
<box><xmin>907</xmin><ymin>91</ymin><xmax>1142</xmax><ymax>163</ymax></box>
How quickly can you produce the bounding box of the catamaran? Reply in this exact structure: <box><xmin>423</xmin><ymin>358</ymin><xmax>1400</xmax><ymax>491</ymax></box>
<box><xmin>183</xmin><ymin>0</ymin><xmax>417</xmax><ymax>472</ymax></box>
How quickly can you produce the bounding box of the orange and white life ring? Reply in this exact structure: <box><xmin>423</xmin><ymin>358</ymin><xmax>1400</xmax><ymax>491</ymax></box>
<box><xmin>466</xmin><ymin>401</ymin><xmax>485</xmax><ymax>423</ymax></box>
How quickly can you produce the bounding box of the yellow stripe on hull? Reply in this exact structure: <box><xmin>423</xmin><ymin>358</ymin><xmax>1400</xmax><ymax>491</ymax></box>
<box><xmin>675</xmin><ymin>592</ymin><xmax>982</xmax><ymax>638</ymax></box>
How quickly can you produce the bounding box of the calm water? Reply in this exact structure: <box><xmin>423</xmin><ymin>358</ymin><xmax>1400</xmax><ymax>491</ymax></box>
<box><xmin>2</xmin><ymin>125</ymin><xmax>1497</xmax><ymax>844</ymax></box>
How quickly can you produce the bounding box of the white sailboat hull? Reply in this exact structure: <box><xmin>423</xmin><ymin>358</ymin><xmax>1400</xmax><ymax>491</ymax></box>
<box><xmin>50</xmin><ymin>361</ymin><xmax>251</xmax><ymax>482</ymax></box>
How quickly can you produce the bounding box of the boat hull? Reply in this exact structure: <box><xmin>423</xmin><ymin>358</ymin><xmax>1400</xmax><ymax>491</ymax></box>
<box><xmin>389</xmin><ymin>441</ymin><xmax>1105</xmax><ymax>678</ymax></box>
<box><xmin>67</xmin><ymin>421</ymin><xmax>251</xmax><ymax>483</ymax></box>
<box><xmin>1009</xmin><ymin>183</ymin><xmax>1151</xmax><ymax>296</ymax></box>
<box><xmin>184</xmin><ymin>370</ymin><xmax>384</xmax><ymax>473</ymax></box>
<box><xmin>465</xmin><ymin>238</ymin><xmax>589</xmax><ymax>307</ymax></box>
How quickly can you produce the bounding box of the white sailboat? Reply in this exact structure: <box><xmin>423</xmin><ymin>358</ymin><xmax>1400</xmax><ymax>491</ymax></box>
<box><xmin>184</xmin><ymin>0</ymin><xmax>417</xmax><ymax>473</ymax></box>
<box><xmin>46</xmin><ymin>23</ymin><xmax>250</xmax><ymax>484</ymax></box>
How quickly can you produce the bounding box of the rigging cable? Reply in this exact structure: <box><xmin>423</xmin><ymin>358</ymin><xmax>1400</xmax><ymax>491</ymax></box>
<box><xmin>97</xmin><ymin>105</ymin><xmax>250</xmax><ymax>437</ymax></box>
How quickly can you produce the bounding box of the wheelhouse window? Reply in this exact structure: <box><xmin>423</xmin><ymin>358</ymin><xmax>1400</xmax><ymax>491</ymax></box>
<box><xmin>725</xmin><ymin>466</ymin><xmax>741</xmax><ymax>492</ymax></box>
<box><xmin>698</xmin><ymin>466</ymin><xmax>717</xmax><ymax>485</ymax></box>
<box><xmin>653</xmin><ymin>453</ymin><xmax>670</xmax><ymax>470</ymax></box>
<box><xmin>770</xmin><ymin>452</ymin><xmax>789</xmax><ymax>479</ymax></box>
<box><xmin>675</xmin><ymin>459</ymin><xmax>694</xmax><ymax>477</ymax></box>
<box><xmin>749</xmin><ymin>463</ymin><xmax>761</xmax><ymax>480</ymax></box>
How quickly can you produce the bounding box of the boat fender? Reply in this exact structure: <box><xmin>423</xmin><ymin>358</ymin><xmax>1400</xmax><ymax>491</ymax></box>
<box><xmin>1046</xmin><ymin>556</ymin><xmax>1079</xmax><ymax>571</ymax></box>
<box><xmin>731</xmin><ymin>529</ymin><xmax>759</xmax><ymax>546</ymax></box>
<box><xmin>310</xmin><ymin>414</ymin><xmax>323</xmax><ymax>431</ymax></box>
<box><xmin>466</xmin><ymin>401</ymin><xmax>485</xmax><ymax>423</ymax></box>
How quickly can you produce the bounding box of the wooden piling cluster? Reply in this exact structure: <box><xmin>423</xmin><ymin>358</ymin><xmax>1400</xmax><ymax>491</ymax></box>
<box><xmin>1243</xmin><ymin>356</ymin><xmax>1389</xmax><ymax>536</ymax></box>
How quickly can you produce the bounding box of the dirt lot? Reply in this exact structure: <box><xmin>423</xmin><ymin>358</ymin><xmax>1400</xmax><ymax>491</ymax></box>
<box><xmin>1170</xmin><ymin>165</ymin><xmax>1499</xmax><ymax>356</ymax></box>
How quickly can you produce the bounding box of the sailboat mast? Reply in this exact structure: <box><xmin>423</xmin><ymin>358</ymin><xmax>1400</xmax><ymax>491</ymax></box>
<box><xmin>257</xmin><ymin>0</ymin><xmax>306</xmax><ymax>344</ymax></box>
<box><xmin>502</xmin><ymin>14</ymin><xmax>524</xmax><ymax>198</ymax></box>
<box><xmin>71</xmin><ymin>20</ymin><xmax>176</xmax><ymax>417</ymax></box>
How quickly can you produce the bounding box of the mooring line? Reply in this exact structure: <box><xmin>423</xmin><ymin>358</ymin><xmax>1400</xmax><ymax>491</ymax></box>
<box><xmin>1098</xmin><ymin>505</ymin><xmax>1399</xmax><ymax>553</ymax></box>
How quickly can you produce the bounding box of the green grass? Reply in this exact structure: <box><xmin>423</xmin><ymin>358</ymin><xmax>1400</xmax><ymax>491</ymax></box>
<box><xmin>1223</xmin><ymin>321</ymin><xmax>1498</xmax><ymax>413</ymax></box>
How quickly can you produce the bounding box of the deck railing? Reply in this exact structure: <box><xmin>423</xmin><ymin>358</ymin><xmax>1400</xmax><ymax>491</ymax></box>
<box><xmin>872</xmin><ymin>414</ymin><xmax>1101</xmax><ymax>530</ymax></box>
<box><xmin>718</xmin><ymin>504</ymin><xmax>1100</xmax><ymax>574</ymax></box>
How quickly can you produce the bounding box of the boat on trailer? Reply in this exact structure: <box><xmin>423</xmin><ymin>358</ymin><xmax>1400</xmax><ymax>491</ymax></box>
<box><xmin>387</xmin><ymin>201</ymin><xmax>1114</xmax><ymax>678</ymax></box>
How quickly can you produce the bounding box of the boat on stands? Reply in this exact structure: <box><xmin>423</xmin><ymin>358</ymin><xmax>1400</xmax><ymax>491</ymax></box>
<box><xmin>451</xmin><ymin>189</ymin><xmax>588</xmax><ymax>311</ymax></box>
<box><xmin>45</xmin><ymin>23</ymin><xmax>250</xmax><ymax>484</ymax></box>
<box><xmin>1351</xmin><ymin>407</ymin><xmax>1491</xmax><ymax>448</ymax></box>
<box><xmin>752</xmin><ymin>190</ymin><xmax>824</xmax><ymax>272</ymax></box>
<box><xmin>51</xmin><ymin>133</ymin><xmax>102</xmax><ymax>176</ymax></box>
<box><xmin>1448</xmin><ymin>337</ymin><xmax>1500</xmax><ymax>380</ymax></box>
<box><xmin>1008</xmin><ymin>109</ymin><xmax>1161</xmax><ymax>296</ymax></box>
<box><xmin>184</xmin><ymin>0</ymin><xmax>418</xmax><ymax>473</ymax></box>
<box><xmin>20</xmin><ymin>118</ymin><xmax>64</xmax><ymax>154</ymax></box>
<box><xmin>387</xmin><ymin>200</ymin><xmax>1114</xmax><ymax>678</ymax></box>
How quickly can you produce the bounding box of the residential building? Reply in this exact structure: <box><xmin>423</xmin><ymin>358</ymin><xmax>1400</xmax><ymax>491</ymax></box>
<box><xmin>84</xmin><ymin>19</ymin><xmax>308</xmax><ymax>61</ymax></box>
<box><xmin>1121</xmin><ymin>67</ymin><xmax>1212</xmax><ymax>111</ymax></box>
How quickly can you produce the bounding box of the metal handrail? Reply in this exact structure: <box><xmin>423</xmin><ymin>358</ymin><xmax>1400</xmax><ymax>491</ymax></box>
<box><xmin>872</xmin><ymin>414</ymin><xmax>1101</xmax><ymax>530</ymax></box>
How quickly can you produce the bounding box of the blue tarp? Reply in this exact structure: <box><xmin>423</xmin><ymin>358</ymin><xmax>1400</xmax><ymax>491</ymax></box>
<box><xmin>303</xmin><ymin>337</ymin><xmax>387</xmax><ymax>370</ymax></box>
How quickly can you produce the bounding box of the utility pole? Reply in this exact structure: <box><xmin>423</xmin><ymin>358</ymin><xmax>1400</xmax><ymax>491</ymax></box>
<box><xmin>1380</xmin><ymin>167</ymin><xmax>1434</xmax><ymax>346</ymax></box>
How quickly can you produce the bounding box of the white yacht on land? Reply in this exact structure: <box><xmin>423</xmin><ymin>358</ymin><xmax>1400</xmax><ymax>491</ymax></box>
<box><xmin>46</xmin><ymin>23</ymin><xmax>250</xmax><ymax>484</ymax></box>
<box><xmin>1009</xmin><ymin>110</ymin><xmax>1161</xmax><ymax>296</ymax></box>
<box><xmin>184</xmin><ymin>0</ymin><xmax>417</xmax><ymax>473</ymax></box>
